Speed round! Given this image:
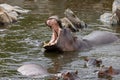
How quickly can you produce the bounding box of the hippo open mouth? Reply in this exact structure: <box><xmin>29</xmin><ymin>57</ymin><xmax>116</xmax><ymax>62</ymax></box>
<box><xmin>43</xmin><ymin>16</ymin><xmax>63</xmax><ymax>51</ymax></box>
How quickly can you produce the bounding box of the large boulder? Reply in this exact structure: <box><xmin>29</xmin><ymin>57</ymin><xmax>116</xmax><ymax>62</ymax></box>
<box><xmin>0</xmin><ymin>3</ymin><xmax>30</xmax><ymax>25</ymax></box>
<box><xmin>100</xmin><ymin>0</ymin><xmax>120</xmax><ymax>25</ymax></box>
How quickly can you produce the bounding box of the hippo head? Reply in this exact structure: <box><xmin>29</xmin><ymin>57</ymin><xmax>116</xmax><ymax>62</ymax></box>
<box><xmin>43</xmin><ymin>16</ymin><xmax>80</xmax><ymax>52</ymax></box>
<box><xmin>84</xmin><ymin>58</ymin><xmax>102</xmax><ymax>67</ymax></box>
<box><xmin>98</xmin><ymin>66</ymin><xmax>119</xmax><ymax>78</ymax></box>
<box><xmin>61</xmin><ymin>70</ymin><xmax>79</xmax><ymax>80</ymax></box>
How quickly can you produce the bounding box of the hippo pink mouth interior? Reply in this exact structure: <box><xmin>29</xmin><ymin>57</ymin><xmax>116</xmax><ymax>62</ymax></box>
<box><xmin>43</xmin><ymin>18</ymin><xmax>62</xmax><ymax>51</ymax></box>
<box><xmin>50</xmin><ymin>25</ymin><xmax>59</xmax><ymax>44</ymax></box>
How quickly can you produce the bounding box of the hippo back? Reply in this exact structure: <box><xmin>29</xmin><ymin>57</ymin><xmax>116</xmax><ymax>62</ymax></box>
<box><xmin>83</xmin><ymin>31</ymin><xmax>118</xmax><ymax>46</ymax></box>
<box><xmin>17</xmin><ymin>64</ymin><xmax>49</xmax><ymax>78</ymax></box>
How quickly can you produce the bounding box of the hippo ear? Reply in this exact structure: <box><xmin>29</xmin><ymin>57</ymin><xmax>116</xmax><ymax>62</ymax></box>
<box><xmin>108</xmin><ymin>66</ymin><xmax>113</xmax><ymax>74</ymax></box>
<box><xmin>75</xmin><ymin>70</ymin><xmax>78</xmax><ymax>74</ymax></box>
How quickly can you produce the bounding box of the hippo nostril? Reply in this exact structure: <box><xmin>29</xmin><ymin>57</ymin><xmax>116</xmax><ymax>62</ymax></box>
<box><xmin>98</xmin><ymin>72</ymin><xmax>105</xmax><ymax>78</ymax></box>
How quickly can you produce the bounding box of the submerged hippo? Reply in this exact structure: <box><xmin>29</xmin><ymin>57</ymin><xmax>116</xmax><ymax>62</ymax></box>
<box><xmin>97</xmin><ymin>65</ymin><xmax>120</xmax><ymax>78</ymax></box>
<box><xmin>100</xmin><ymin>0</ymin><xmax>120</xmax><ymax>25</ymax></box>
<box><xmin>84</xmin><ymin>57</ymin><xmax>102</xmax><ymax>67</ymax></box>
<box><xmin>43</xmin><ymin>16</ymin><xmax>118</xmax><ymax>52</ymax></box>
<box><xmin>17</xmin><ymin>64</ymin><xmax>79</xmax><ymax>80</ymax></box>
<box><xmin>61</xmin><ymin>70</ymin><xmax>79</xmax><ymax>80</ymax></box>
<box><xmin>0</xmin><ymin>3</ymin><xmax>30</xmax><ymax>25</ymax></box>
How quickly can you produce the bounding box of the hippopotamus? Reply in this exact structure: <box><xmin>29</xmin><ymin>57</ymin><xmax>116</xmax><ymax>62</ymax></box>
<box><xmin>84</xmin><ymin>57</ymin><xmax>102</xmax><ymax>67</ymax></box>
<box><xmin>17</xmin><ymin>64</ymin><xmax>49</xmax><ymax>78</ymax></box>
<box><xmin>60</xmin><ymin>70</ymin><xmax>79</xmax><ymax>80</ymax></box>
<box><xmin>97</xmin><ymin>65</ymin><xmax>120</xmax><ymax>78</ymax></box>
<box><xmin>17</xmin><ymin>64</ymin><xmax>79</xmax><ymax>80</ymax></box>
<box><xmin>43</xmin><ymin>16</ymin><xmax>118</xmax><ymax>52</ymax></box>
<box><xmin>0</xmin><ymin>3</ymin><xmax>30</xmax><ymax>25</ymax></box>
<box><xmin>100</xmin><ymin>0</ymin><xmax>120</xmax><ymax>25</ymax></box>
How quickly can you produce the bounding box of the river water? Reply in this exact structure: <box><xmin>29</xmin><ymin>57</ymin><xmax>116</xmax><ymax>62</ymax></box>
<box><xmin>0</xmin><ymin>0</ymin><xmax>120</xmax><ymax>80</ymax></box>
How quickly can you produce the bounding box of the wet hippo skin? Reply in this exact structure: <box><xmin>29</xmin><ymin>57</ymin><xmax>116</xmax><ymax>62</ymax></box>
<box><xmin>84</xmin><ymin>57</ymin><xmax>102</xmax><ymax>67</ymax></box>
<box><xmin>43</xmin><ymin>17</ymin><xmax>119</xmax><ymax>52</ymax></box>
<box><xmin>17</xmin><ymin>64</ymin><xmax>79</xmax><ymax>80</ymax></box>
<box><xmin>97</xmin><ymin>66</ymin><xmax>120</xmax><ymax>78</ymax></box>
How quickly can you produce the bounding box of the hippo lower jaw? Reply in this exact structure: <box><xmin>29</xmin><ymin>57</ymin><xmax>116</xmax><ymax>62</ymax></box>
<box><xmin>43</xmin><ymin>43</ymin><xmax>62</xmax><ymax>51</ymax></box>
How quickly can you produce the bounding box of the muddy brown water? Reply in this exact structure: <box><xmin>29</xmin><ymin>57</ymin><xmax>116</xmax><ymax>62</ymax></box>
<box><xmin>0</xmin><ymin>0</ymin><xmax>120</xmax><ymax>80</ymax></box>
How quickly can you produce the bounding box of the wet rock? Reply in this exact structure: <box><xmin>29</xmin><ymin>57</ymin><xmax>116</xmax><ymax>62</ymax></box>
<box><xmin>61</xmin><ymin>8</ymin><xmax>87</xmax><ymax>32</ymax></box>
<box><xmin>100</xmin><ymin>12</ymin><xmax>118</xmax><ymax>25</ymax></box>
<box><xmin>0</xmin><ymin>3</ymin><xmax>30</xmax><ymax>25</ymax></box>
<box><xmin>100</xmin><ymin>0</ymin><xmax>120</xmax><ymax>25</ymax></box>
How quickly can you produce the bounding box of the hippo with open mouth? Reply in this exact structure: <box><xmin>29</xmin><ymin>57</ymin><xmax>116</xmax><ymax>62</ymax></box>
<box><xmin>43</xmin><ymin>16</ymin><xmax>118</xmax><ymax>52</ymax></box>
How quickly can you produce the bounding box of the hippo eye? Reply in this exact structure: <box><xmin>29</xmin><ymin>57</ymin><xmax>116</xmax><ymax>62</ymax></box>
<box><xmin>99</xmin><ymin>72</ymin><xmax>104</xmax><ymax>75</ymax></box>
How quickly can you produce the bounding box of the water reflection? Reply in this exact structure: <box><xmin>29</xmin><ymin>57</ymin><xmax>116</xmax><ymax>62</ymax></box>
<box><xmin>44</xmin><ymin>51</ymin><xmax>79</xmax><ymax>73</ymax></box>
